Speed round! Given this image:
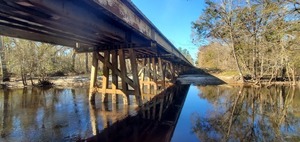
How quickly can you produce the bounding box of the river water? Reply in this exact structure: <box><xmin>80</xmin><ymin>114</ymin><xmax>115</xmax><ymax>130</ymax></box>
<box><xmin>0</xmin><ymin>85</ymin><xmax>300</xmax><ymax>141</ymax></box>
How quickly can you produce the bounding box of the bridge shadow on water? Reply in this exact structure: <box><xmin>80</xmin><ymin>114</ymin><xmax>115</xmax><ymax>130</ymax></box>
<box><xmin>83</xmin><ymin>83</ymin><xmax>190</xmax><ymax>142</ymax></box>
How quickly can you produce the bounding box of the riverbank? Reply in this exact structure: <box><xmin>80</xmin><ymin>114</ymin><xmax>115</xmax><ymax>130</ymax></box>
<box><xmin>212</xmin><ymin>73</ymin><xmax>300</xmax><ymax>87</ymax></box>
<box><xmin>1</xmin><ymin>73</ymin><xmax>298</xmax><ymax>89</ymax></box>
<box><xmin>178</xmin><ymin>72</ymin><xmax>299</xmax><ymax>86</ymax></box>
<box><xmin>2</xmin><ymin>74</ymin><xmax>225</xmax><ymax>88</ymax></box>
<box><xmin>0</xmin><ymin>75</ymin><xmax>90</xmax><ymax>88</ymax></box>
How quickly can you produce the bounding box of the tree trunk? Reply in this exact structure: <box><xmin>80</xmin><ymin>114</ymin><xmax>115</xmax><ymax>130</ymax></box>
<box><xmin>29</xmin><ymin>72</ymin><xmax>34</xmax><ymax>85</ymax></box>
<box><xmin>21</xmin><ymin>66</ymin><xmax>27</xmax><ymax>86</ymax></box>
<box><xmin>252</xmin><ymin>45</ymin><xmax>257</xmax><ymax>80</ymax></box>
<box><xmin>229</xmin><ymin>30</ymin><xmax>244</xmax><ymax>83</ymax></box>
<box><xmin>232</xmin><ymin>45</ymin><xmax>244</xmax><ymax>83</ymax></box>
<box><xmin>85</xmin><ymin>53</ymin><xmax>89</xmax><ymax>73</ymax></box>
<box><xmin>72</xmin><ymin>50</ymin><xmax>76</xmax><ymax>72</ymax></box>
<box><xmin>0</xmin><ymin>36</ymin><xmax>9</xmax><ymax>81</ymax></box>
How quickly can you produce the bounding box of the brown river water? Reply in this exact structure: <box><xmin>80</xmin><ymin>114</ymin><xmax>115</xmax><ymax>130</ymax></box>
<box><xmin>0</xmin><ymin>85</ymin><xmax>299</xmax><ymax>141</ymax></box>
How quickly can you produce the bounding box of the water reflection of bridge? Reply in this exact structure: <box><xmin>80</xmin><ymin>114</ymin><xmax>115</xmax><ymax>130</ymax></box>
<box><xmin>0</xmin><ymin>84</ymin><xmax>190</xmax><ymax>141</ymax></box>
<box><xmin>86</xmin><ymin>84</ymin><xmax>190</xmax><ymax>142</ymax></box>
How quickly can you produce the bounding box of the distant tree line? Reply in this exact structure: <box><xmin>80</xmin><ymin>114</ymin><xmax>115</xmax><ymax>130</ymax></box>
<box><xmin>0</xmin><ymin>36</ymin><xmax>91</xmax><ymax>85</ymax></box>
<box><xmin>0</xmin><ymin>36</ymin><xmax>196</xmax><ymax>86</ymax></box>
<box><xmin>178</xmin><ymin>47</ymin><xmax>194</xmax><ymax>65</ymax></box>
<box><xmin>193</xmin><ymin>0</ymin><xmax>300</xmax><ymax>85</ymax></box>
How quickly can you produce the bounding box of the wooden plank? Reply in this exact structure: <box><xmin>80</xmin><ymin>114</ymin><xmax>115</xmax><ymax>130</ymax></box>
<box><xmin>96</xmin><ymin>89</ymin><xmax>125</xmax><ymax>95</ymax></box>
<box><xmin>158</xmin><ymin>57</ymin><xmax>165</xmax><ymax>89</ymax></box>
<box><xmin>102</xmin><ymin>51</ymin><xmax>110</xmax><ymax>94</ymax></box>
<box><xmin>152</xmin><ymin>58</ymin><xmax>157</xmax><ymax>82</ymax></box>
<box><xmin>139</xmin><ymin>58</ymin><xmax>146</xmax><ymax>93</ymax></box>
<box><xmin>146</xmin><ymin>58</ymin><xmax>151</xmax><ymax>94</ymax></box>
<box><xmin>170</xmin><ymin>62</ymin><xmax>175</xmax><ymax>81</ymax></box>
<box><xmin>129</xmin><ymin>48</ymin><xmax>142</xmax><ymax>106</ymax></box>
<box><xmin>89</xmin><ymin>51</ymin><xmax>98</xmax><ymax>103</ymax></box>
<box><xmin>118</xmin><ymin>49</ymin><xmax>129</xmax><ymax>94</ymax></box>
<box><xmin>152</xmin><ymin>57</ymin><xmax>157</xmax><ymax>94</ymax></box>
<box><xmin>111</xmin><ymin>50</ymin><xmax>118</xmax><ymax>92</ymax></box>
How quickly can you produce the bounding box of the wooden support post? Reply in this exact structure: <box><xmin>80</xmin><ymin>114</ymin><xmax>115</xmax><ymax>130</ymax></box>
<box><xmin>101</xmin><ymin>51</ymin><xmax>110</xmax><ymax>102</ymax></box>
<box><xmin>170</xmin><ymin>62</ymin><xmax>175</xmax><ymax>82</ymax></box>
<box><xmin>139</xmin><ymin>58</ymin><xmax>146</xmax><ymax>94</ymax></box>
<box><xmin>111</xmin><ymin>50</ymin><xmax>118</xmax><ymax>104</ymax></box>
<box><xmin>89</xmin><ymin>51</ymin><xmax>98</xmax><ymax>103</ymax></box>
<box><xmin>147</xmin><ymin>58</ymin><xmax>151</xmax><ymax>93</ymax></box>
<box><xmin>158</xmin><ymin>58</ymin><xmax>165</xmax><ymax>89</ymax></box>
<box><xmin>152</xmin><ymin>57</ymin><xmax>157</xmax><ymax>94</ymax></box>
<box><xmin>122</xmin><ymin>94</ymin><xmax>128</xmax><ymax>105</ymax></box>
<box><xmin>129</xmin><ymin>48</ymin><xmax>142</xmax><ymax>106</ymax></box>
<box><xmin>175</xmin><ymin>64</ymin><xmax>179</xmax><ymax>76</ymax></box>
<box><xmin>94</xmin><ymin>50</ymin><xmax>133</xmax><ymax>105</ymax></box>
<box><xmin>164</xmin><ymin>63</ymin><xmax>168</xmax><ymax>86</ymax></box>
<box><xmin>118</xmin><ymin>49</ymin><xmax>128</xmax><ymax>95</ymax></box>
<box><xmin>152</xmin><ymin>58</ymin><xmax>157</xmax><ymax>82</ymax></box>
<box><xmin>111</xmin><ymin>50</ymin><xmax>118</xmax><ymax>92</ymax></box>
<box><xmin>112</xmin><ymin>94</ymin><xmax>116</xmax><ymax>104</ymax></box>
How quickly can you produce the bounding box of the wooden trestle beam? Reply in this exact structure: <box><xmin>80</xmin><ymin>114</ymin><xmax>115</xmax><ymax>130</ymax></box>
<box><xmin>89</xmin><ymin>48</ymin><xmax>185</xmax><ymax>106</ymax></box>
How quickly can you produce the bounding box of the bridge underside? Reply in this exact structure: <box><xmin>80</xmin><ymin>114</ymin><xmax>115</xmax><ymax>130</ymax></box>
<box><xmin>0</xmin><ymin>0</ymin><xmax>190</xmax><ymax>63</ymax></box>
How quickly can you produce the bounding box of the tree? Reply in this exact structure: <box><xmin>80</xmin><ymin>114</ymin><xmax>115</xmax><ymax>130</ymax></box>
<box><xmin>197</xmin><ymin>42</ymin><xmax>235</xmax><ymax>71</ymax></box>
<box><xmin>178</xmin><ymin>47</ymin><xmax>194</xmax><ymax>65</ymax></box>
<box><xmin>192</xmin><ymin>0</ymin><xmax>246</xmax><ymax>82</ymax></box>
<box><xmin>0</xmin><ymin>36</ymin><xmax>8</xmax><ymax>81</ymax></box>
<box><xmin>193</xmin><ymin>0</ymin><xmax>300</xmax><ymax>84</ymax></box>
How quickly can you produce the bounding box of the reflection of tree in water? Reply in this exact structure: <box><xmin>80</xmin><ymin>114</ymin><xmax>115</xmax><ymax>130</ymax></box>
<box><xmin>192</xmin><ymin>85</ymin><xmax>300</xmax><ymax>141</ymax></box>
<box><xmin>0</xmin><ymin>87</ymin><xmax>91</xmax><ymax>141</ymax></box>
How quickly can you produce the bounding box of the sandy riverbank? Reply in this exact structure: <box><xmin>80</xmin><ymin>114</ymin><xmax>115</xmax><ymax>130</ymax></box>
<box><xmin>177</xmin><ymin>74</ymin><xmax>225</xmax><ymax>85</ymax></box>
<box><xmin>1</xmin><ymin>75</ymin><xmax>91</xmax><ymax>88</ymax></box>
<box><xmin>2</xmin><ymin>74</ymin><xmax>227</xmax><ymax>88</ymax></box>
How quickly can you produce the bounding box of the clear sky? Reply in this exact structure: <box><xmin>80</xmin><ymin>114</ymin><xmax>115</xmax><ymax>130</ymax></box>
<box><xmin>131</xmin><ymin>0</ymin><xmax>206</xmax><ymax>61</ymax></box>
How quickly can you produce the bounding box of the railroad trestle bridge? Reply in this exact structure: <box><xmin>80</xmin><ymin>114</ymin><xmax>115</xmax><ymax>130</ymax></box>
<box><xmin>0</xmin><ymin>0</ymin><xmax>193</xmax><ymax>105</ymax></box>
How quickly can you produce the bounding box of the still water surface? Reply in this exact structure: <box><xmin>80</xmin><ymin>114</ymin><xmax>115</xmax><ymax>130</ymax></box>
<box><xmin>0</xmin><ymin>85</ymin><xmax>300</xmax><ymax>141</ymax></box>
<box><xmin>172</xmin><ymin>85</ymin><xmax>300</xmax><ymax>142</ymax></box>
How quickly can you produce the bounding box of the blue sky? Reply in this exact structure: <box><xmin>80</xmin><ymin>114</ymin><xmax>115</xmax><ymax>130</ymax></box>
<box><xmin>131</xmin><ymin>0</ymin><xmax>206</xmax><ymax>60</ymax></box>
